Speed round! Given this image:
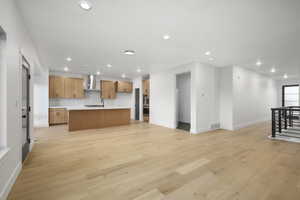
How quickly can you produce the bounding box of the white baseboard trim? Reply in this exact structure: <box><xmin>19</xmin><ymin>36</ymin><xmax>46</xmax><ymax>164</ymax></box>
<box><xmin>233</xmin><ymin>118</ymin><xmax>269</xmax><ymax>130</ymax></box>
<box><xmin>191</xmin><ymin>128</ymin><xmax>211</xmax><ymax>134</ymax></box>
<box><xmin>0</xmin><ymin>162</ymin><xmax>22</xmax><ymax>200</ymax></box>
<box><xmin>30</xmin><ymin>139</ymin><xmax>35</xmax><ymax>152</ymax></box>
<box><xmin>34</xmin><ymin>121</ymin><xmax>49</xmax><ymax>128</ymax></box>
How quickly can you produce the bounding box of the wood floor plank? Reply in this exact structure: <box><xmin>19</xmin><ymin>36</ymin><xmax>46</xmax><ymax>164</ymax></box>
<box><xmin>133</xmin><ymin>189</ymin><xmax>164</xmax><ymax>200</ymax></box>
<box><xmin>175</xmin><ymin>158</ymin><xmax>210</xmax><ymax>175</ymax></box>
<box><xmin>7</xmin><ymin>122</ymin><xmax>300</xmax><ymax>200</ymax></box>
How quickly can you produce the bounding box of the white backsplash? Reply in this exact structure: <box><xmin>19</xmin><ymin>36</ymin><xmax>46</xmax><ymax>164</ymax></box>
<box><xmin>50</xmin><ymin>92</ymin><xmax>131</xmax><ymax>107</ymax></box>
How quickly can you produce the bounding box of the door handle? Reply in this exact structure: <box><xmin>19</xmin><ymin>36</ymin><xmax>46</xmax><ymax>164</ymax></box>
<box><xmin>22</xmin><ymin>115</ymin><xmax>27</xmax><ymax>118</ymax></box>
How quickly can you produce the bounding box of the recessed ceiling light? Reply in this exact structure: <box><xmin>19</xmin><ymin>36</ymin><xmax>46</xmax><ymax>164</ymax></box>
<box><xmin>284</xmin><ymin>74</ymin><xmax>288</xmax><ymax>79</ymax></box>
<box><xmin>121</xmin><ymin>73</ymin><xmax>126</xmax><ymax>78</ymax></box>
<box><xmin>270</xmin><ymin>68</ymin><xmax>276</xmax><ymax>73</ymax></box>
<box><xmin>78</xmin><ymin>0</ymin><xmax>92</xmax><ymax>11</ymax></box>
<box><xmin>256</xmin><ymin>60</ymin><xmax>262</xmax><ymax>66</ymax></box>
<box><xmin>205</xmin><ymin>51</ymin><xmax>211</xmax><ymax>56</ymax></box>
<box><xmin>107</xmin><ymin>64</ymin><xmax>112</xmax><ymax>68</ymax></box>
<box><xmin>163</xmin><ymin>35</ymin><xmax>170</xmax><ymax>40</ymax></box>
<box><xmin>96</xmin><ymin>71</ymin><xmax>101</xmax><ymax>75</ymax></box>
<box><xmin>208</xmin><ymin>57</ymin><xmax>214</xmax><ymax>61</ymax></box>
<box><xmin>123</xmin><ymin>50</ymin><xmax>135</xmax><ymax>55</ymax></box>
<box><xmin>66</xmin><ymin>57</ymin><xmax>72</xmax><ymax>62</ymax></box>
<box><xmin>64</xmin><ymin>67</ymin><xmax>69</xmax><ymax>72</ymax></box>
<box><xmin>137</xmin><ymin>68</ymin><xmax>142</xmax><ymax>73</ymax></box>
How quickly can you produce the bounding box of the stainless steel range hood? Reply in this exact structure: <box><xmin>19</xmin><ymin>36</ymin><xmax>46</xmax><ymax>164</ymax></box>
<box><xmin>84</xmin><ymin>74</ymin><xmax>99</xmax><ymax>91</ymax></box>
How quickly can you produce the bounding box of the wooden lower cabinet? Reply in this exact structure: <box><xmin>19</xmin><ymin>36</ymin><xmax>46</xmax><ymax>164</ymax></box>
<box><xmin>68</xmin><ymin>109</ymin><xmax>130</xmax><ymax>131</ymax></box>
<box><xmin>49</xmin><ymin>108</ymin><xmax>68</xmax><ymax>125</ymax></box>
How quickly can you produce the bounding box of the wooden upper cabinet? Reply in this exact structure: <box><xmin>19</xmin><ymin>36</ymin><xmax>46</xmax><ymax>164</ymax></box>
<box><xmin>49</xmin><ymin>76</ymin><xmax>84</xmax><ymax>99</ymax></box>
<box><xmin>64</xmin><ymin>78</ymin><xmax>84</xmax><ymax>99</ymax></box>
<box><xmin>143</xmin><ymin>79</ymin><xmax>150</xmax><ymax>96</ymax></box>
<box><xmin>116</xmin><ymin>81</ymin><xmax>133</xmax><ymax>93</ymax></box>
<box><xmin>75</xmin><ymin>78</ymin><xmax>85</xmax><ymax>98</ymax></box>
<box><xmin>49</xmin><ymin>76</ymin><xmax>65</xmax><ymax>98</ymax></box>
<box><xmin>101</xmin><ymin>80</ymin><xmax>116</xmax><ymax>99</ymax></box>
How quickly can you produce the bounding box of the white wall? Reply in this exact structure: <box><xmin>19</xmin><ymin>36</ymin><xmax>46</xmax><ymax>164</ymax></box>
<box><xmin>150</xmin><ymin>71</ymin><xmax>176</xmax><ymax>129</ymax></box>
<box><xmin>33</xmin><ymin>68</ymin><xmax>49</xmax><ymax>127</ymax></box>
<box><xmin>219</xmin><ymin>66</ymin><xmax>278</xmax><ymax>130</ymax></box>
<box><xmin>195</xmin><ymin>63</ymin><xmax>220</xmax><ymax>133</ymax></box>
<box><xmin>0</xmin><ymin>0</ymin><xmax>43</xmax><ymax>199</ymax></box>
<box><xmin>219</xmin><ymin>67</ymin><xmax>234</xmax><ymax>130</ymax></box>
<box><xmin>150</xmin><ymin>62</ymin><xmax>196</xmax><ymax>131</ymax></box>
<box><xmin>150</xmin><ymin>62</ymin><xmax>219</xmax><ymax>134</ymax></box>
<box><xmin>232</xmin><ymin>67</ymin><xmax>278</xmax><ymax>129</ymax></box>
<box><xmin>0</xmin><ymin>29</ymin><xmax>7</xmax><ymax>149</ymax></box>
<box><xmin>176</xmin><ymin>73</ymin><xmax>191</xmax><ymax>123</ymax></box>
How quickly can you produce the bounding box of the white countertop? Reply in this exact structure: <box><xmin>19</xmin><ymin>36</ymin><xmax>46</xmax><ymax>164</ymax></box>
<box><xmin>49</xmin><ymin>106</ymin><xmax>67</xmax><ymax>109</ymax></box>
<box><xmin>50</xmin><ymin>106</ymin><xmax>131</xmax><ymax>111</ymax></box>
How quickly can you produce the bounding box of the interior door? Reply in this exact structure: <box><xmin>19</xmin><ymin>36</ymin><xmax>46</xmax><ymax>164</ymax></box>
<box><xmin>22</xmin><ymin>56</ymin><xmax>30</xmax><ymax>162</ymax></box>
<box><xmin>135</xmin><ymin>88</ymin><xmax>140</xmax><ymax>120</ymax></box>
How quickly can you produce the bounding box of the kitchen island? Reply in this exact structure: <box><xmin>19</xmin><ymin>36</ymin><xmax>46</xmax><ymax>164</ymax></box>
<box><xmin>67</xmin><ymin>106</ymin><xmax>131</xmax><ymax>131</ymax></box>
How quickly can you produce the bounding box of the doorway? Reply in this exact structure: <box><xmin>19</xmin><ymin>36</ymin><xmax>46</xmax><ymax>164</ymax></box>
<box><xmin>282</xmin><ymin>84</ymin><xmax>299</xmax><ymax>107</ymax></box>
<box><xmin>176</xmin><ymin>72</ymin><xmax>191</xmax><ymax>132</ymax></box>
<box><xmin>21</xmin><ymin>56</ymin><xmax>31</xmax><ymax>162</ymax></box>
<box><xmin>142</xmin><ymin>76</ymin><xmax>150</xmax><ymax>122</ymax></box>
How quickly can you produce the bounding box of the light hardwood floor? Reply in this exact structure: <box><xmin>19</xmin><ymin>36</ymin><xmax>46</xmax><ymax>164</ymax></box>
<box><xmin>8</xmin><ymin>122</ymin><xmax>300</xmax><ymax>200</ymax></box>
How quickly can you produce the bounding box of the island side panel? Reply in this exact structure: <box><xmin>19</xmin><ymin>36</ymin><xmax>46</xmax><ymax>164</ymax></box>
<box><xmin>102</xmin><ymin>109</ymin><xmax>131</xmax><ymax>128</ymax></box>
<box><xmin>68</xmin><ymin>109</ymin><xmax>130</xmax><ymax>131</ymax></box>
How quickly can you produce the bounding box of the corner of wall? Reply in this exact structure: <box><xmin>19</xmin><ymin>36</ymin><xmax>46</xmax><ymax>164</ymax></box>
<box><xmin>0</xmin><ymin>162</ymin><xmax>22</xmax><ymax>200</ymax></box>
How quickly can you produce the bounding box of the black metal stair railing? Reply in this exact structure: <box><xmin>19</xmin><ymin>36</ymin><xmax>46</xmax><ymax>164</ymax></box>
<box><xmin>271</xmin><ymin>106</ymin><xmax>300</xmax><ymax>138</ymax></box>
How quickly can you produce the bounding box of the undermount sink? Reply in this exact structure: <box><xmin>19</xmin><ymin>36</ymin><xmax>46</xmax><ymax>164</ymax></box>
<box><xmin>84</xmin><ymin>105</ymin><xmax>104</xmax><ymax>108</ymax></box>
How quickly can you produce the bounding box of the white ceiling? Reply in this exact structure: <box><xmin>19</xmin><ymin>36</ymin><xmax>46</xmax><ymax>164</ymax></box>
<box><xmin>17</xmin><ymin>0</ymin><xmax>300</xmax><ymax>79</ymax></box>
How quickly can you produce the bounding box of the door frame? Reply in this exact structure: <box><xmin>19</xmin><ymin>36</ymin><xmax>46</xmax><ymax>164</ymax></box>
<box><xmin>282</xmin><ymin>84</ymin><xmax>299</xmax><ymax>107</ymax></box>
<box><xmin>21</xmin><ymin>55</ymin><xmax>31</xmax><ymax>162</ymax></box>
<box><xmin>175</xmin><ymin>71</ymin><xmax>192</xmax><ymax>133</ymax></box>
<box><xmin>135</xmin><ymin>88</ymin><xmax>140</xmax><ymax>120</ymax></box>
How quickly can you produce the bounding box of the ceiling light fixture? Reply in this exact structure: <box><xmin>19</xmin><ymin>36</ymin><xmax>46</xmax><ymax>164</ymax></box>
<box><xmin>283</xmin><ymin>74</ymin><xmax>288</xmax><ymax>79</ymax></box>
<box><xmin>205</xmin><ymin>51</ymin><xmax>211</xmax><ymax>56</ymax></box>
<box><xmin>270</xmin><ymin>68</ymin><xmax>276</xmax><ymax>73</ymax></box>
<box><xmin>64</xmin><ymin>66</ymin><xmax>69</xmax><ymax>72</ymax></box>
<box><xmin>137</xmin><ymin>68</ymin><xmax>142</xmax><ymax>73</ymax></box>
<box><xmin>66</xmin><ymin>57</ymin><xmax>72</xmax><ymax>62</ymax></box>
<box><xmin>256</xmin><ymin>60</ymin><xmax>262</xmax><ymax>66</ymax></box>
<box><xmin>121</xmin><ymin>73</ymin><xmax>126</xmax><ymax>78</ymax></box>
<box><xmin>208</xmin><ymin>57</ymin><xmax>214</xmax><ymax>61</ymax></box>
<box><xmin>78</xmin><ymin>0</ymin><xmax>92</xmax><ymax>11</ymax></box>
<box><xmin>96</xmin><ymin>71</ymin><xmax>101</xmax><ymax>75</ymax></box>
<box><xmin>123</xmin><ymin>50</ymin><xmax>136</xmax><ymax>55</ymax></box>
<box><xmin>163</xmin><ymin>35</ymin><xmax>170</xmax><ymax>40</ymax></box>
<box><xmin>107</xmin><ymin>64</ymin><xmax>112</xmax><ymax>68</ymax></box>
